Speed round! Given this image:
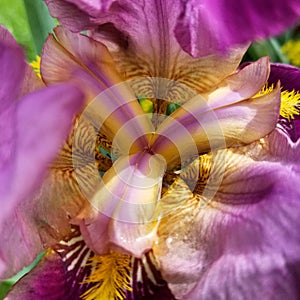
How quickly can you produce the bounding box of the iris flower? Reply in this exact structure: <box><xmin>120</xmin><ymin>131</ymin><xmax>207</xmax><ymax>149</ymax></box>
<box><xmin>0</xmin><ymin>26</ymin><xmax>84</xmax><ymax>277</ymax></box>
<box><xmin>3</xmin><ymin>0</ymin><xmax>300</xmax><ymax>299</ymax></box>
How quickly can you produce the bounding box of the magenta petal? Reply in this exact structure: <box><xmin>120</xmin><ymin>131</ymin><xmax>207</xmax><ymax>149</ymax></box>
<box><xmin>7</xmin><ymin>228</ymin><xmax>175</xmax><ymax>300</ymax></box>
<box><xmin>0</xmin><ymin>32</ymin><xmax>24</xmax><ymax>230</ymax></box>
<box><xmin>6</xmin><ymin>228</ymin><xmax>96</xmax><ymax>299</ymax></box>
<box><xmin>60</xmin><ymin>0</ymin><xmax>114</xmax><ymax>16</ymax></box>
<box><xmin>13</xmin><ymin>84</ymin><xmax>83</xmax><ymax>204</ymax></box>
<box><xmin>269</xmin><ymin>63</ymin><xmax>300</xmax><ymax>92</ymax></box>
<box><xmin>0</xmin><ymin>84</ymin><xmax>84</xmax><ymax>278</ymax></box>
<box><xmin>175</xmin><ymin>0</ymin><xmax>300</xmax><ymax>57</ymax></box>
<box><xmin>157</xmin><ymin>145</ymin><xmax>300</xmax><ymax>298</ymax></box>
<box><xmin>45</xmin><ymin>0</ymin><xmax>91</xmax><ymax>31</ymax></box>
<box><xmin>0</xmin><ymin>36</ymin><xmax>25</xmax><ymax>198</ymax></box>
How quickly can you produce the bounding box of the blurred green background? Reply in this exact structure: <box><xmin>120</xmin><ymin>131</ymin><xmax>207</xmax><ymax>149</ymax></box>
<box><xmin>0</xmin><ymin>0</ymin><xmax>299</xmax><ymax>298</ymax></box>
<box><xmin>0</xmin><ymin>0</ymin><xmax>55</xmax><ymax>61</ymax></box>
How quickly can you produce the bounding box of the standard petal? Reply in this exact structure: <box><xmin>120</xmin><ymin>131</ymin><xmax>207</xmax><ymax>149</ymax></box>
<box><xmin>45</xmin><ymin>1</ymin><xmax>246</xmax><ymax>107</ymax></box>
<box><xmin>81</xmin><ymin>152</ymin><xmax>166</xmax><ymax>257</ymax></box>
<box><xmin>89</xmin><ymin>1</ymin><xmax>246</xmax><ymax>106</ymax></box>
<box><xmin>175</xmin><ymin>0</ymin><xmax>300</xmax><ymax>57</ymax></box>
<box><xmin>42</xmin><ymin>26</ymin><xmax>154</xmax><ymax>152</ymax></box>
<box><xmin>152</xmin><ymin>83</ymin><xmax>280</xmax><ymax>168</ymax></box>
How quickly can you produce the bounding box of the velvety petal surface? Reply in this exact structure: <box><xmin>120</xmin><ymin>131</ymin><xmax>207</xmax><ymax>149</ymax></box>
<box><xmin>154</xmin><ymin>133</ymin><xmax>300</xmax><ymax>299</ymax></box>
<box><xmin>5</xmin><ymin>228</ymin><xmax>96</xmax><ymax>299</ymax></box>
<box><xmin>269</xmin><ymin>63</ymin><xmax>300</xmax><ymax>92</ymax></box>
<box><xmin>175</xmin><ymin>0</ymin><xmax>300</xmax><ymax>57</ymax></box>
<box><xmin>7</xmin><ymin>228</ymin><xmax>175</xmax><ymax>300</ymax></box>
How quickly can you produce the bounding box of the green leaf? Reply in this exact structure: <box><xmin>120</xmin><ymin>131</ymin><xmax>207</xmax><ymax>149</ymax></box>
<box><xmin>23</xmin><ymin>0</ymin><xmax>56</xmax><ymax>55</ymax></box>
<box><xmin>0</xmin><ymin>0</ymin><xmax>35</xmax><ymax>59</ymax></box>
<box><xmin>0</xmin><ymin>252</ymin><xmax>44</xmax><ymax>299</ymax></box>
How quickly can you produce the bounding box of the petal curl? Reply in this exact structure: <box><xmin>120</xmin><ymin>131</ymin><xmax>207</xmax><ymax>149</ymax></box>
<box><xmin>175</xmin><ymin>0</ymin><xmax>300</xmax><ymax>57</ymax></box>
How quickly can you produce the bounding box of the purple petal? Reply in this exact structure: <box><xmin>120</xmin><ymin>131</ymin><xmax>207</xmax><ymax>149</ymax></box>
<box><xmin>175</xmin><ymin>0</ymin><xmax>300</xmax><ymax>57</ymax></box>
<box><xmin>13</xmin><ymin>84</ymin><xmax>84</xmax><ymax>205</ymax></box>
<box><xmin>269</xmin><ymin>63</ymin><xmax>300</xmax><ymax>141</ymax></box>
<box><xmin>0</xmin><ymin>84</ymin><xmax>84</xmax><ymax>278</ymax></box>
<box><xmin>155</xmin><ymin>140</ymin><xmax>300</xmax><ymax>299</ymax></box>
<box><xmin>45</xmin><ymin>0</ymin><xmax>91</xmax><ymax>31</ymax></box>
<box><xmin>6</xmin><ymin>228</ymin><xmax>96</xmax><ymax>299</ymax></box>
<box><xmin>269</xmin><ymin>63</ymin><xmax>300</xmax><ymax>92</ymax></box>
<box><xmin>0</xmin><ymin>30</ymin><xmax>25</xmax><ymax>198</ymax></box>
<box><xmin>7</xmin><ymin>228</ymin><xmax>175</xmax><ymax>300</ymax></box>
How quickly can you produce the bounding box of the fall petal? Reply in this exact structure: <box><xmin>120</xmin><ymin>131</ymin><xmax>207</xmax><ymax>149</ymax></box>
<box><xmin>14</xmin><ymin>85</ymin><xmax>83</xmax><ymax>216</ymax></box>
<box><xmin>6</xmin><ymin>228</ymin><xmax>96</xmax><ymax>299</ymax></box>
<box><xmin>269</xmin><ymin>63</ymin><xmax>300</xmax><ymax>92</ymax></box>
<box><xmin>175</xmin><ymin>0</ymin><xmax>300</xmax><ymax>57</ymax></box>
<box><xmin>155</xmin><ymin>143</ymin><xmax>300</xmax><ymax>298</ymax></box>
<box><xmin>8</xmin><ymin>228</ymin><xmax>175</xmax><ymax>300</ymax></box>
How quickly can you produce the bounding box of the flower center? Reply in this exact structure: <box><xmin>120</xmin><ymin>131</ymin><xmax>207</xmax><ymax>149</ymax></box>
<box><xmin>30</xmin><ymin>55</ymin><xmax>41</xmax><ymax>78</ymax></box>
<box><xmin>256</xmin><ymin>84</ymin><xmax>300</xmax><ymax>121</ymax></box>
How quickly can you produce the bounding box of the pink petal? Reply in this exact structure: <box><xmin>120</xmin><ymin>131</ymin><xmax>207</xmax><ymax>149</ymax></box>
<box><xmin>80</xmin><ymin>152</ymin><xmax>166</xmax><ymax>257</ymax></box>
